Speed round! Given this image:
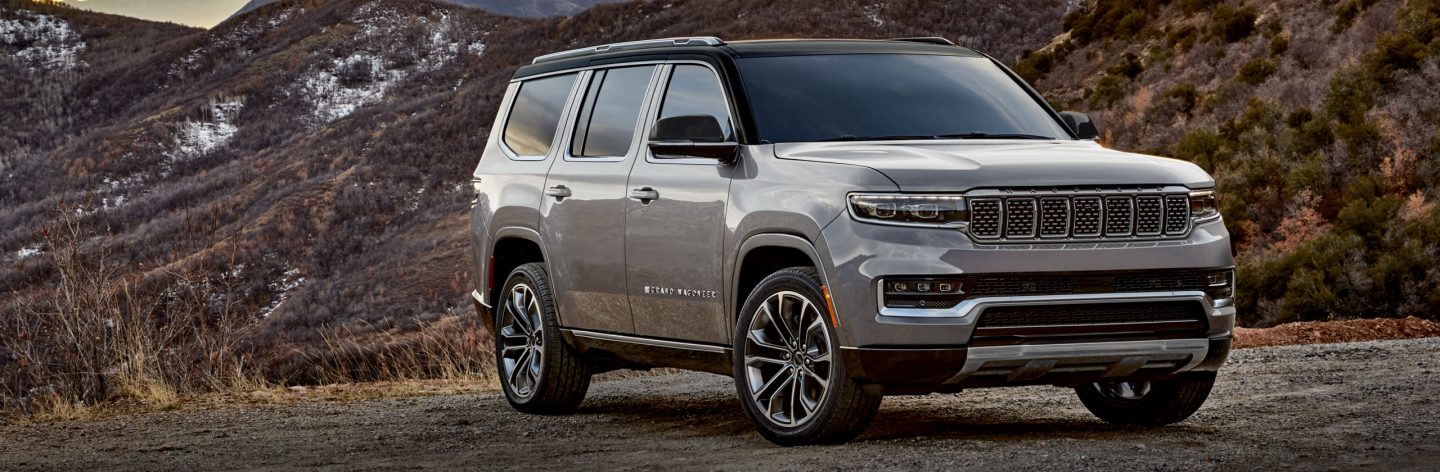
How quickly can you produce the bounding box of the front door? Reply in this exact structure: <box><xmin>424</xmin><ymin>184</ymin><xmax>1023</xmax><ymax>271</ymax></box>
<box><xmin>539</xmin><ymin>65</ymin><xmax>659</xmax><ymax>334</ymax></box>
<box><xmin>624</xmin><ymin>64</ymin><xmax>738</xmax><ymax>344</ymax></box>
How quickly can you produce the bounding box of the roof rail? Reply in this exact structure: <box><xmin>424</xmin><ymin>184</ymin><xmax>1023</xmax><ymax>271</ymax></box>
<box><xmin>889</xmin><ymin>37</ymin><xmax>955</xmax><ymax>46</ymax></box>
<box><xmin>532</xmin><ymin>37</ymin><xmax>727</xmax><ymax>64</ymax></box>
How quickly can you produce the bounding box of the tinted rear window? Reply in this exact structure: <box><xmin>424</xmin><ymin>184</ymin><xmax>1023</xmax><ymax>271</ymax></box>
<box><xmin>737</xmin><ymin>54</ymin><xmax>1071</xmax><ymax>143</ymax></box>
<box><xmin>503</xmin><ymin>73</ymin><xmax>577</xmax><ymax>156</ymax></box>
<box><xmin>571</xmin><ymin>66</ymin><xmax>655</xmax><ymax>157</ymax></box>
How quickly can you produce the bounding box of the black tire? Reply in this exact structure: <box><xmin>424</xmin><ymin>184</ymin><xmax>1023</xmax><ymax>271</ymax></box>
<box><xmin>495</xmin><ymin>263</ymin><xmax>591</xmax><ymax>414</ymax></box>
<box><xmin>732</xmin><ymin>267</ymin><xmax>881</xmax><ymax>446</ymax></box>
<box><xmin>1074</xmin><ymin>372</ymin><xmax>1216</xmax><ymax>426</ymax></box>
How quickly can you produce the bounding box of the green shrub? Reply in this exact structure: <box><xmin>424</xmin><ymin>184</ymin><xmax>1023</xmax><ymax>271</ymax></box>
<box><xmin>1172</xmin><ymin>129</ymin><xmax>1225</xmax><ymax>171</ymax></box>
<box><xmin>1107</xmin><ymin>52</ymin><xmax>1144</xmax><ymax>79</ymax></box>
<box><xmin>1087</xmin><ymin>74</ymin><xmax>1127</xmax><ymax>109</ymax></box>
<box><xmin>1207</xmin><ymin>5</ymin><xmax>1258</xmax><ymax>43</ymax></box>
<box><xmin>1167</xmin><ymin>24</ymin><xmax>1200</xmax><ymax>50</ymax></box>
<box><xmin>1236</xmin><ymin>58</ymin><xmax>1277</xmax><ymax>85</ymax></box>
<box><xmin>1332</xmin><ymin>0</ymin><xmax>1380</xmax><ymax>33</ymax></box>
<box><xmin>1152</xmin><ymin>82</ymin><xmax>1199</xmax><ymax>117</ymax></box>
<box><xmin>1177</xmin><ymin>0</ymin><xmax>1216</xmax><ymax>15</ymax></box>
<box><xmin>1269</xmin><ymin>34</ymin><xmax>1290</xmax><ymax>56</ymax></box>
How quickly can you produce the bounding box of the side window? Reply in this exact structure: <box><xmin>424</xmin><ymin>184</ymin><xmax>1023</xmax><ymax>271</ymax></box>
<box><xmin>658</xmin><ymin>64</ymin><xmax>735</xmax><ymax>142</ymax></box>
<box><xmin>571</xmin><ymin>65</ymin><xmax>655</xmax><ymax>158</ymax></box>
<box><xmin>503</xmin><ymin>73</ymin><xmax>577</xmax><ymax>157</ymax></box>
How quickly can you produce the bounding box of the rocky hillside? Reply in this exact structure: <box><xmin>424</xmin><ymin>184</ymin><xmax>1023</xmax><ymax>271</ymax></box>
<box><xmin>0</xmin><ymin>0</ymin><xmax>1072</xmax><ymax>380</ymax></box>
<box><xmin>234</xmin><ymin>0</ymin><xmax>631</xmax><ymax>19</ymax></box>
<box><xmin>1016</xmin><ymin>0</ymin><xmax>1440</xmax><ymax>326</ymax></box>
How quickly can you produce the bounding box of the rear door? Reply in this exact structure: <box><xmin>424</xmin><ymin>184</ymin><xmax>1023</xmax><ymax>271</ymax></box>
<box><xmin>623</xmin><ymin>63</ymin><xmax>739</xmax><ymax>344</ymax></box>
<box><xmin>538</xmin><ymin>65</ymin><xmax>660</xmax><ymax>334</ymax></box>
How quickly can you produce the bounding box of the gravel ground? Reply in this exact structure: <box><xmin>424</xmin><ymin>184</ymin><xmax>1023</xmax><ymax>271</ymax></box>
<box><xmin>2</xmin><ymin>338</ymin><xmax>1437</xmax><ymax>471</ymax></box>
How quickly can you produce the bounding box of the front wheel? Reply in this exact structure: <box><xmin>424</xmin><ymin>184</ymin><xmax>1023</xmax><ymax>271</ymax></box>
<box><xmin>732</xmin><ymin>267</ymin><xmax>881</xmax><ymax>446</ymax></box>
<box><xmin>495</xmin><ymin>262</ymin><xmax>591</xmax><ymax>414</ymax></box>
<box><xmin>1074</xmin><ymin>372</ymin><xmax>1216</xmax><ymax>426</ymax></box>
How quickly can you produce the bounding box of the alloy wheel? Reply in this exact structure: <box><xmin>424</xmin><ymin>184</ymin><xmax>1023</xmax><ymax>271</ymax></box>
<box><xmin>743</xmin><ymin>290</ymin><xmax>833</xmax><ymax>428</ymax></box>
<box><xmin>499</xmin><ymin>283</ymin><xmax>545</xmax><ymax>399</ymax></box>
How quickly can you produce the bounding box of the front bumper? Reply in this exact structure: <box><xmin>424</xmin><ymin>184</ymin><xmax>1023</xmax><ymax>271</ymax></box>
<box><xmin>842</xmin><ymin>336</ymin><xmax>1232</xmax><ymax>394</ymax></box>
<box><xmin>818</xmin><ymin>208</ymin><xmax>1236</xmax><ymax>392</ymax></box>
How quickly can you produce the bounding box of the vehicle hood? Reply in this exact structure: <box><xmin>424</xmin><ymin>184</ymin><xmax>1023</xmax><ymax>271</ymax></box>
<box><xmin>772</xmin><ymin>141</ymin><xmax>1214</xmax><ymax>192</ymax></box>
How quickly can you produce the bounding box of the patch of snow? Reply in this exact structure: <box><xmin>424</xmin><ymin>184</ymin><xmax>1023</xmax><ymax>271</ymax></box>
<box><xmin>862</xmin><ymin>3</ymin><xmax>887</xmax><ymax>27</ymax></box>
<box><xmin>293</xmin><ymin>53</ymin><xmax>403</xmax><ymax>124</ymax></box>
<box><xmin>260</xmin><ymin>267</ymin><xmax>305</xmax><ymax>318</ymax></box>
<box><xmin>15</xmin><ymin>244</ymin><xmax>42</xmax><ymax>259</ymax></box>
<box><xmin>0</xmin><ymin>9</ymin><xmax>86</xmax><ymax>72</ymax></box>
<box><xmin>167</xmin><ymin>98</ymin><xmax>244</xmax><ymax>162</ymax></box>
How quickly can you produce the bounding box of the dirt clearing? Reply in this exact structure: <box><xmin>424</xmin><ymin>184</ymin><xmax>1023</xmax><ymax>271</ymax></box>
<box><xmin>2</xmin><ymin>337</ymin><xmax>1437</xmax><ymax>470</ymax></box>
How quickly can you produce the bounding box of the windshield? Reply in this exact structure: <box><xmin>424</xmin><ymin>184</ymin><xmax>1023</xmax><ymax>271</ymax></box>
<box><xmin>737</xmin><ymin>54</ymin><xmax>1073</xmax><ymax>143</ymax></box>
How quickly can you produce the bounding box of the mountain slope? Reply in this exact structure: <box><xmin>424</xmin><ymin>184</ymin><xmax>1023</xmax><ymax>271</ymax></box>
<box><xmin>1018</xmin><ymin>0</ymin><xmax>1440</xmax><ymax>325</ymax></box>
<box><xmin>232</xmin><ymin>0</ymin><xmax>630</xmax><ymax>19</ymax></box>
<box><xmin>0</xmin><ymin>0</ymin><xmax>1072</xmax><ymax>380</ymax></box>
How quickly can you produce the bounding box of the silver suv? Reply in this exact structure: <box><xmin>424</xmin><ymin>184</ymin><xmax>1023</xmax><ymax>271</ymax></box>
<box><xmin>469</xmin><ymin>37</ymin><xmax>1235</xmax><ymax>446</ymax></box>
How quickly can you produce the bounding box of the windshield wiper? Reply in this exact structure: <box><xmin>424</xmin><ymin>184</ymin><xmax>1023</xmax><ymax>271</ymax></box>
<box><xmin>935</xmin><ymin>132</ymin><xmax>1056</xmax><ymax>140</ymax></box>
<box><xmin>819</xmin><ymin>135</ymin><xmax>939</xmax><ymax>142</ymax></box>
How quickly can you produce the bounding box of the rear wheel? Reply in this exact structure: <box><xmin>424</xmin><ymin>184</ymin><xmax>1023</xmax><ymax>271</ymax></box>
<box><xmin>732</xmin><ymin>267</ymin><xmax>880</xmax><ymax>446</ymax></box>
<box><xmin>1075</xmin><ymin>372</ymin><xmax>1216</xmax><ymax>425</ymax></box>
<box><xmin>496</xmin><ymin>263</ymin><xmax>590</xmax><ymax>414</ymax></box>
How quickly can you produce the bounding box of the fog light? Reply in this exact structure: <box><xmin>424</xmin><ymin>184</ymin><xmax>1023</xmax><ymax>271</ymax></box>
<box><xmin>1205</xmin><ymin>270</ymin><xmax>1234</xmax><ymax>300</ymax></box>
<box><xmin>883</xmin><ymin>278</ymin><xmax>966</xmax><ymax>309</ymax></box>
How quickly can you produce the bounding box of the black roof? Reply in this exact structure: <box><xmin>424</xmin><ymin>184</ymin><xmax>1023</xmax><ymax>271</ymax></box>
<box><xmin>512</xmin><ymin>38</ymin><xmax>983</xmax><ymax>80</ymax></box>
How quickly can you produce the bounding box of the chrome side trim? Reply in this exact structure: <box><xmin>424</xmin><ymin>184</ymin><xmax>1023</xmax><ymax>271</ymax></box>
<box><xmin>565</xmin><ymin>329</ymin><xmax>727</xmax><ymax>353</ymax></box>
<box><xmin>943</xmin><ymin>338</ymin><xmax>1211</xmax><ymax>384</ymax></box>
<box><xmin>877</xmin><ymin>290</ymin><xmax>1221</xmax><ymax>319</ymax></box>
<box><xmin>472</xmin><ymin>289</ymin><xmax>491</xmax><ymax>309</ymax></box>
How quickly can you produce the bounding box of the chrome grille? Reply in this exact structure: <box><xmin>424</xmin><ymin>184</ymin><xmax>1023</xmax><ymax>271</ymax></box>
<box><xmin>967</xmin><ymin>188</ymin><xmax>1194</xmax><ymax>242</ymax></box>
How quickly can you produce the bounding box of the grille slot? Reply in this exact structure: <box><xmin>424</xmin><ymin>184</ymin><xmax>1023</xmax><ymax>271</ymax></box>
<box><xmin>1072</xmin><ymin>197</ymin><xmax>1102</xmax><ymax>237</ymax></box>
<box><xmin>1164</xmin><ymin>195</ymin><xmax>1190</xmax><ymax>234</ymax></box>
<box><xmin>1039</xmin><ymin>198</ymin><xmax>1070</xmax><ymax>237</ymax></box>
<box><xmin>970</xmin><ymin>199</ymin><xmax>1002</xmax><ymax>238</ymax></box>
<box><xmin>1135</xmin><ymin>196</ymin><xmax>1164</xmax><ymax>236</ymax></box>
<box><xmin>1104</xmin><ymin>196</ymin><xmax>1133</xmax><ymax>236</ymax></box>
<box><xmin>976</xmin><ymin>301</ymin><xmax>1205</xmax><ymax>328</ymax></box>
<box><xmin>1004</xmin><ymin>198</ymin><xmax>1036</xmax><ymax>238</ymax></box>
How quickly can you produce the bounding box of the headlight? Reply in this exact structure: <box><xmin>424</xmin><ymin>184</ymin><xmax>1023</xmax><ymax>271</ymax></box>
<box><xmin>849</xmin><ymin>194</ymin><xmax>968</xmax><ymax>227</ymax></box>
<box><xmin>1189</xmin><ymin>190</ymin><xmax>1219</xmax><ymax>222</ymax></box>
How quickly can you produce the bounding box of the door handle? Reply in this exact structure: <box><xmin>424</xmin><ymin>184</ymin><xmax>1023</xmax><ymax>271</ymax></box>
<box><xmin>629</xmin><ymin>187</ymin><xmax>659</xmax><ymax>202</ymax></box>
<box><xmin>545</xmin><ymin>185</ymin><xmax>572</xmax><ymax>200</ymax></box>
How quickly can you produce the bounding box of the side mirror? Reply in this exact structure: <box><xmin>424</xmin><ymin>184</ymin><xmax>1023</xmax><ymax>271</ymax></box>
<box><xmin>1059</xmin><ymin>111</ymin><xmax>1100</xmax><ymax>140</ymax></box>
<box><xmin>648</xmin><ymin>114</ymin><xmax>738</xmax><ymax>162</ymax></box>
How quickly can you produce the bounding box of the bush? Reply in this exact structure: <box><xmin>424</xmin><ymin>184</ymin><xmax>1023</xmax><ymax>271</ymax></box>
<box><xmin>1332</xmin><ymin>0</ymin><xmax>1380</xmax><ymax>33</ymax></box>
<box><xmin>1087</xmin><ymin>74</ymin><xmax>1127</xmax><ymax>109</ymax></box>
<box><xmin>1107</xmin><ymin>52</ymin><xmax>1144</xmax><ymax>79</ymax></box>
<box><xmin>1207</xmin><ymin>5</ymin><xmax>1258</xmax><ymax>43</ymax></box>
<box><xmin>1269</xmin><ymin>34</ymin><xmax>1290</xmax><ymax>57</ymax></box>
<box><xmin>1236</xmin><ymin>58</ymin><xmax>1278</xmax><ymax>85</ymax></box>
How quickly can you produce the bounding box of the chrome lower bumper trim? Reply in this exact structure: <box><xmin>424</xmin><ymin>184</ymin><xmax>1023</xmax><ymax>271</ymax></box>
<box><xmin>472</xmin><ymin>289</ymin><xmax>491</xmax><ymax>308</ymax></box>
<box><xmin>943</xmin><ymin>338</ymin><xmax>1210</xmax><ymax>384</ymax></box>
<box><xmin>878</xmin><ymin>290</ymin><xmax>1227</xmax><ymax>320</ymax></box>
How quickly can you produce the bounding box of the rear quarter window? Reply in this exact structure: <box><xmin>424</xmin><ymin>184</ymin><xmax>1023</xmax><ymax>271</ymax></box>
<box><xmin>503</xmin><ymin>73</ymin><xmax>578</xmax><ymax>157</ymax></box>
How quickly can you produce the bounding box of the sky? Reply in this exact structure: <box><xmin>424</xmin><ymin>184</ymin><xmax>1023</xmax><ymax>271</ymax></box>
<box><xmin>58</xmin><ymin>0</ymin><xmax>251</xmax><ymax>28</ymax></box>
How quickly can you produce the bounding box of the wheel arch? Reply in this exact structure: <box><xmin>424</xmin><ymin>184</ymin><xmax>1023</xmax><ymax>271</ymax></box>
<box><xmin>731</xmin><ymin>234</ymin><xmax>835</xmax><ymax>330</ymax></box>
<box><xmin>489</xmin><ymin>227</ymin><xmax>551</xmax><ymax>311</ymax></box>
